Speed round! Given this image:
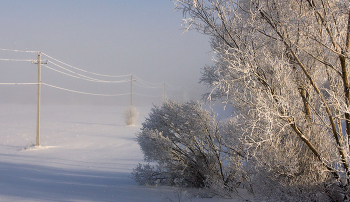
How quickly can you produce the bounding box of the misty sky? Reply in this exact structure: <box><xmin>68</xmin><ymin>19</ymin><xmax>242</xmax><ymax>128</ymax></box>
<box><xmin>0</xmin><ymin>0</ymin><xmax>213</xmax><ymax>106</ymax></box>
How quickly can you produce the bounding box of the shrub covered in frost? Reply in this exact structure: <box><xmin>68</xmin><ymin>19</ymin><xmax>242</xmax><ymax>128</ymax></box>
<box><xmin>132</xmin><ymin>100</ymin><xmax>244</xmax><ymax>194</ymax></box>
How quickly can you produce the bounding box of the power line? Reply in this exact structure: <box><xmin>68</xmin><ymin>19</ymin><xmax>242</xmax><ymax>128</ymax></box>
<box><xmin>0</xmin><ymin>59</ymin><xmax>32</xmax><ymax>62</ymax></box>
<box><xmin>41</xmin><ymin>52</ymin><xmax>131</xmax><ymax>78</ymax></box>
<box><xmin>133</xmin><ymin>93</ymin><xmax>162</xmax><ymax>98</ymax></box>
<box><xmin>42</xmin><ymin>82</ymin><xmax>131</xmax><ymax>97</ymax></box>
<box><xmin>132</xmin><ymin>75</ymin><xmax>182</xmax><ymax>91</ymax></box>
<box><xmin>135</xmin><ymin>80</ymin><xmax>163</xmax><ymax>88</ymax></box>
<box><xmin>43</xmin><ymin>82</ymin><xmax>163</xmax><ymax>98</ymax></box>
<box><xmin>165</xmin><ymin>83</ymin><xmax>182</xmax><ymax>91</ymax></box>
<box><xmin>0</xmin><ymin>50</ymin><xmax>181</xmax><ymax>91</ymax></box>
<box><xmin>42</xmin><ymin>64</ymin><xmax>129</xmax><ymax>83</ymax></box>
<box><xmin>133</xmin><ymin>81</ymin><xmax>162</xmax><ymax>89</ymax></box>
<box><xmin>133</xmin><ymin>75</ymin><xmax>163</xmax><ymax>87</ymax></box>
<box><xmin>0</xmin><ymin>48</ymin><xmax>38</xmax><ymax>53</ymax></box>
<box><xmin>0</xmin><ymin>82</ymin><xmax>38</xmax><ymax>85</ymax></box>
<box><xmin>0</xmin><ymin>49</ymin><xmax>184</xmax><ymax>100</ymax></box>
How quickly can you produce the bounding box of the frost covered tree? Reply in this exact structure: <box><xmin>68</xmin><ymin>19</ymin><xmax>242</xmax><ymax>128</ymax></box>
<box><xmin>133</xmin><ymin>100</ymin><xmax>244</xmax><ymax>195</ymax></box>
<box><xmin>174</xmin><ymin>0</ymin><xmax>350</xmax><ymax>200</ymax></box>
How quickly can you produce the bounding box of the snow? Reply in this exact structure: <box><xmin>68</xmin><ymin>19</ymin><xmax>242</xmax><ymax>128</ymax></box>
<box><xmin>0</xmin><ymin>104</ymin><xmax>252</xmax><ymax>202</ymax></box>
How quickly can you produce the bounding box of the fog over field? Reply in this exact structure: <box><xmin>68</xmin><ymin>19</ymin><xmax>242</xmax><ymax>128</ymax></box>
<box><xmin>0</xmin><ymin>0</ymin><xmax>213</xmax><ymax>106</ymax></box>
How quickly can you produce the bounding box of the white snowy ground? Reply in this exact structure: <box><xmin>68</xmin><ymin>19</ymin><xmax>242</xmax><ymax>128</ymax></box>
<box><xmin>0</xmin><ymin>104</ymin><xmax>252</xmax><ymax>202</ymax></box>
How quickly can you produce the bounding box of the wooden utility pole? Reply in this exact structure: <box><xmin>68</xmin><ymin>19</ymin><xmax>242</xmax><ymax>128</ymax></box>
<box><xmin>130</xmin><ymin>74</ymin><xmax>133</xmax><ymax>108</ymax></box>
<box><xmin>32</xmin><ymin>52</ymin><xmax>47</xmax><ymax>146</ymax></box>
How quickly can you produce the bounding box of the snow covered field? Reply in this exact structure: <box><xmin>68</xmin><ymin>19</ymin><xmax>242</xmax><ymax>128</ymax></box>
<box><xmin>0</xmin><ymin>104</ymin><xmax>251</xmax><ymax>202</ymax></box>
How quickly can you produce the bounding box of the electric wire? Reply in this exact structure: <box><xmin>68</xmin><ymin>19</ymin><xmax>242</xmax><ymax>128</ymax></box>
<box><xmin>42</xmin><ymin>82</ymin><xmax>131</xmax><ymax>97</ymax></box>
<box><xmin>42</xmin><ymin>64</ymin><xmax>130</xmax><ymax>83</ymax></box>
<box><xmin>0</xmin><ymin>49</ymin><xmax>183</xmax><ymax>99</ymax></box>
<box><xmin>0</xmin><ymin>83</ymin><xmax>38</xmax><ymax>85</ymax></box>
<box><xmin>133</xmin><ymin>74</ymin><xmax>163</xmax><ymax>86</ymax></box>
<box><xmin>133</xmin><ymin>93</ymin><xmax>162</xmax><ymax>97</ymax></box>
<box><xmin>133</xmin><ymin>75</ymin><xmax>163</xmax><ymax>87</ymax></box>
<box><xmin>0</xmin><ymin>59</ymin><xmax>32</xmax><ymax>62</ymax></box>
<box><xmin>133</xmin><ymin>81</ymin><xmax>162</xmax><ymax>89</ymax></box>
<box><xmin>0</xmin><ymin>48</ymin><xmax>38</xmax><ymax>53</ymax></box>
<box><xmin>41</xmin><ymin>52</ymin><xmax>131</xmax><ymax>78</ymax></box>
<box><xmin>46</xmin><ymin>61</ymin><xmax>110</xmax><ymax>82</ymax></box>
<box><xmin>42</xmin><ymin>82</ymin><xmax>161</xmax><ymax>97</ymax></box>
<box><xmin>135</xmin><ymin>80</ymin><xmax>162</xmax><ymax>88</ymax></box>
<box><xmin>165</xmin><ymin>83</ymin><xmax>182</xmax><ymax>91</ymax></box>
<box><xmin>133</xmin><ymin>75</ymin><xmax>181</xmax><ymax>92</ymax></box>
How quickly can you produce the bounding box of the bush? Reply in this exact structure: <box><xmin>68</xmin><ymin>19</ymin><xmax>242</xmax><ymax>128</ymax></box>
<box><xmin>133</xmin><ymin>100</ymin><xmax>243</xmax><ymax>193</ymax></box>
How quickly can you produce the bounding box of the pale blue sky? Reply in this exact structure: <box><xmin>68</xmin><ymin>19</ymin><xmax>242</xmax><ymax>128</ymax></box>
<box><xmin>0</xmin><ymin>0</ymin><xmax>212</xmax><ymax>105</ymax></box>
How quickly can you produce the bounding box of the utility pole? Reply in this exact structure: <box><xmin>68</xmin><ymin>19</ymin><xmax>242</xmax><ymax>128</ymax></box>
<box><xmin>32</xmin><ymin>52</ymin><xmax>48</xmax><ymax>147</ymax></box>
<box><xmin>130</xmin><ymin>74</ymin><xmax>133</xmax><ymax>108</ymax></box>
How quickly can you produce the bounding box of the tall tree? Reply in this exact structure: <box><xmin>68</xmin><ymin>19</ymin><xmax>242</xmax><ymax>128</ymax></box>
<box><xmin>175</xmin><ymin>0</ymin><xmax>350</xmax><ymax>199</ymax></box>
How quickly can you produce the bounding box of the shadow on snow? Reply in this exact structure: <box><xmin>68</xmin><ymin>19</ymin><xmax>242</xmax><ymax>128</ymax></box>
<box><xmin>0</xmin><ymin>161</ymin><xmax>166</xmax><ymax>202</ymax></box>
